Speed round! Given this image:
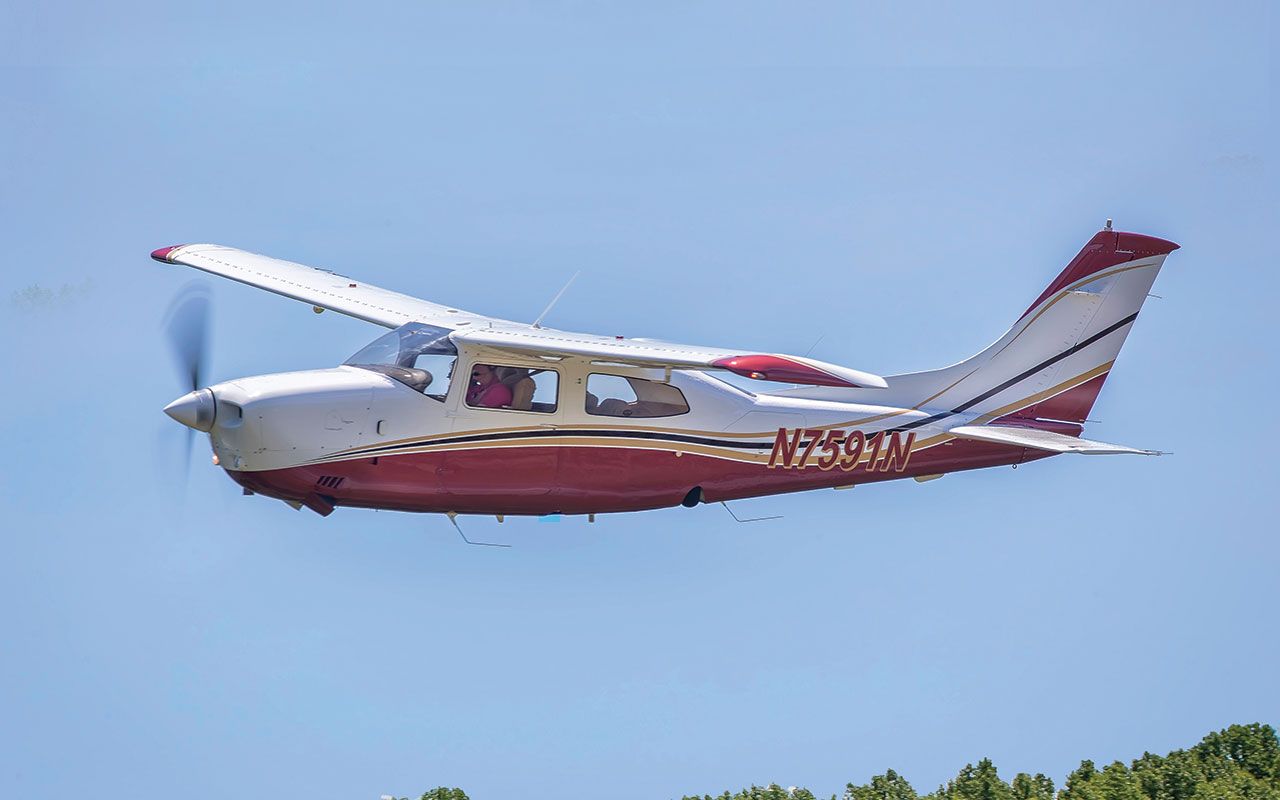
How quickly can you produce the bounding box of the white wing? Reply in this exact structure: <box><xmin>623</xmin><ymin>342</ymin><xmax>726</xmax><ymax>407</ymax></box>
<box><xmin>452</xmin><ymin>327</ymin><xmax>887</xmax><ymax>389</ymax></box>
<box><xmin>155</xmin><ymin>243</ymin><xmax>886</xmax><ymax>389</ymax></box>
<box><xmin>152</xmin><ymin>244</ymin><xmax>500</xmax><ymax>329</ymax></box>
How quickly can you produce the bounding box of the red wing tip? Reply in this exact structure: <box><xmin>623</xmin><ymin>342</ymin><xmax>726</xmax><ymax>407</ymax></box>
<box><xmin>150</xmin><ymin>245</ymin><xmax>188</xmax><ymax>263</ymax></box>
<box><xmin>711</xmin><ymin>355</ymin><xmax>860</xmax><ymax>388</ymax></box>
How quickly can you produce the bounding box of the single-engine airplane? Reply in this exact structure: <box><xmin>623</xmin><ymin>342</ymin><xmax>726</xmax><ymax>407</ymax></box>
<box><xmin>157</xmin><ymin>222</ymin><xmax>1176</xmax><ymax>521</ymax></box>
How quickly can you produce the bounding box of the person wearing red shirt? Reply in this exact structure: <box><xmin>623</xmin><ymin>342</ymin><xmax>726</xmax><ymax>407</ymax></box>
<box><xmin>466</xmin><ymin>364</ymin><xmax>513</xmax><ymax>408</ymax></box>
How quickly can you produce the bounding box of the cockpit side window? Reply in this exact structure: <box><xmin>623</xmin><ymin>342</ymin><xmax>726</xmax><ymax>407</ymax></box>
<box><xmin>585</xmin><ymin>373</ymin><xmax>690</xmax><ymax>418</ymax></box>
<box><xmin>344</xmin><ymin>323</ymin><xmax>457</xmax><ymax>401</ymax></box>
<box><xmin>465</xmin><ymin>364</ymin><xmax>560</xmax><ymax>413</ymax></box>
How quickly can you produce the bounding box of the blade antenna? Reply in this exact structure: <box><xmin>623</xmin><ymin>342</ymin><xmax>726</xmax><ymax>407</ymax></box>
<box><xmin>802</xmin><ymin>332</ymin><xmax>825</xmax><ymax>357</ymax></box>
<box><xmin>532</xmin><ymin>271</ymin><xmax>581</xmax><ymax>329</ymax></box>
<box><xmin>446</xmin><ymin>512</ymin><xmax>512</xmax><ymax>547</ymax></box>
<box><xmin>720</xmin><ymin>501</ymin><xmax>783</xmax><ymax>524</ymax></box>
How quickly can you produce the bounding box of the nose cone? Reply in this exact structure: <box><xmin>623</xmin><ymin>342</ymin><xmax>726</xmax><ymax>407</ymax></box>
<box><xmin>164</xmin><ymin>388</ymin><xmax>216</xmax><ymax>432</ymax></box>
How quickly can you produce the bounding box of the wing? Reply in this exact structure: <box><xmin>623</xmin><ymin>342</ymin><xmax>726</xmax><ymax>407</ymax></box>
<box><xmin>452</xmin><ymin>326</ymin><xmax>888</xmax><ymax>389</ymax></box>
<box><xmin>151</xmin><ymin>244</ymin><xmax>500</xmax><ymax>329</ymax></box>
<box><xmin>948</xmin><ymin>424</ymin><xmax>1160</xmax><ymax>455</ymax></box>
<box><xmin>154</xmin><ymin>243</ymin><xmax>886</xmax><ymax>389</ymax></box>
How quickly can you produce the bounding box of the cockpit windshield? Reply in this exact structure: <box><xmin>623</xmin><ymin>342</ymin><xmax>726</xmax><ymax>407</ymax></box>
<box><xmin>345</xmin><ymin>323</ymin><xmax>457</xmax><ymax>399</ymax></box>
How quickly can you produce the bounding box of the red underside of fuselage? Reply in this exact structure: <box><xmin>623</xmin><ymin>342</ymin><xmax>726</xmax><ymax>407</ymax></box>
<box><xmin>226</xmin><ymin>440</ymin><xmax>1051</xmax><ymax>516</ymax></box>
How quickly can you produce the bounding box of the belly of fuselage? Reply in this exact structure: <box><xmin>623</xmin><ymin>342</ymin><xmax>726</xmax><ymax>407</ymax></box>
<box><xmin>226</xmin><ymin>437</ymin><xmax>1045</xmax><ymax>516</ymax></box>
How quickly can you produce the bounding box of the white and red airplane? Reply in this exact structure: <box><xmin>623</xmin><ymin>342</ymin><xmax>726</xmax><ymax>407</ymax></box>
<box><xmin>157</xmin><ymin>223</ymin><xmax>1176</xmax><ymax>522</ymax></box>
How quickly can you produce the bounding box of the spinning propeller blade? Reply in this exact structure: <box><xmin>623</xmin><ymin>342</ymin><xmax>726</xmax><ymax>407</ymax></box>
<box><xmin>164</xmin><ymin>282</ymin><xmax>211</xmax><ymax>392</ymax></box>
<box><xmin>161</xmin><ymin>282</ymin><xmax>213</xmax><ymax>477</ymax></box>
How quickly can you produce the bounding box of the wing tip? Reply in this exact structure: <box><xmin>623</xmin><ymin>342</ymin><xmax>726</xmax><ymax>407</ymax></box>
<box><xmin>150</xmin><ymin>245</ymin><xmax>189</xmax><ymax>263</ymax></box>
<box><xmin>711</xmin><ymin>355</ymin><xmax>886</xmax><ymax>389</ymax></box>
<box><xmin>854</xmin><ymin>371</ymin><xmax>890</xmax><ymax>390</ymax></box>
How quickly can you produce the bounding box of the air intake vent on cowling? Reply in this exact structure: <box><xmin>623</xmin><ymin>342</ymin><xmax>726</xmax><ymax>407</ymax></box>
<box><xmin>315</xmin><ymin>475</ymin><xmax>345</xmax><ymax>490</ymax></box>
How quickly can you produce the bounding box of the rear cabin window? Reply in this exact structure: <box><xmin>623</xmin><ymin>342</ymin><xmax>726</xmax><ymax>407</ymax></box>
<box><xmin>585</xmin><ymin>374</ymin><xmax>690</xmax><ymax>418</ymax></box>
<box><xmin>465</xmin><ymin>364</ymin><xmax>559</xmax><ymax>413</ymax></box>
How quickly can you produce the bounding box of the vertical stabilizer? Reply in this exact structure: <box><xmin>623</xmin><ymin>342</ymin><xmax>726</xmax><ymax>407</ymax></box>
<box><xmin>891</xmin><ymin>228</ymin><xmax>1179</xmax><ymax>422</ymax></box>
<box><xmin>773</xmin><ymin>227</ymin><xmax>1179</xmax><ymax>424</ymax></box>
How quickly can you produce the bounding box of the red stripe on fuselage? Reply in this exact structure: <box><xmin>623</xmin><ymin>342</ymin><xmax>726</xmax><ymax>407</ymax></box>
<box><xmin>226</xmin><ymin>439</ymin><xmax>1050</xmax><ymax>516</ymax></box>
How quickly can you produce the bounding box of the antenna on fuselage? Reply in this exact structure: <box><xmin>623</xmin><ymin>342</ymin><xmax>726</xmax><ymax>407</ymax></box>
<box><xmin>532</xmin><ymin>271</ymin><xmax>581</xmax><ymax>329</ymax></box>
<box><xmin>802</xmin><ymin>332</ymin><xmax>825</xmax><ymax>357</ymax></box>
<box><xmin>446</xmin><ymin>511</ymin><xmax>512</xmax><ymax>547</ymax></box>
<box><xmin>720</xmin><ymin>501</ymin><xmax>783</xmax><ymax>523</ymax></box>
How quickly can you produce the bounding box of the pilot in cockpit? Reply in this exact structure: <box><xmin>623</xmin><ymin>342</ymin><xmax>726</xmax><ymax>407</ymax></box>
<box><xmin>466</xmin><ymin>364</ymin><xmax>513</xmax><ymax>408</ymax></box>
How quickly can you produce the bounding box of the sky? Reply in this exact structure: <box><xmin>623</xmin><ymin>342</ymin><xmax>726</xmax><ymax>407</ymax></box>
<box><xmin>0</xmin><ymin>2</ymin><xmax>1276</xmax><ymax>799</ymax></box>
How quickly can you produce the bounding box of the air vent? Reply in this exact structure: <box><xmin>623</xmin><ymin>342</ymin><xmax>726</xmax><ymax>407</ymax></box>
<box><xmin>216</xmin><ymin>401</ymin><xmax>244</xmax><ymax>428</ymax></box>
<box><xmin>315</xmin><ymin>475</ymin><xmax>345</xmax><ymax>490</ymax></box>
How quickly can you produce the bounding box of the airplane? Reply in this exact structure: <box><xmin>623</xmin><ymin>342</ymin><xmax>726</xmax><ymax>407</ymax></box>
<box><xmin>156</xmin><ymin>222</ymin><xmax>1177</xmax><ymax>524</ymax></box>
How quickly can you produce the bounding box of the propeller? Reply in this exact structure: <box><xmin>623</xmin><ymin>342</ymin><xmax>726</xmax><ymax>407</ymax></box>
<box><xmin>164</xmin><ymin>282</ymin><xmax>212</xmax><ymax>393</ymax></box>
<box><xmin>161</xmin><ymin>282</ymin><xmax>213</xmax><ymax>475</ymax></box>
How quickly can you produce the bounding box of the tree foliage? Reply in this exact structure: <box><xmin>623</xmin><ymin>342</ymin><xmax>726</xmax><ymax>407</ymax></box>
<box><xmin>845</xmin><ymin>768</ymin><xmax>920</xmax><ymax>800</ymax></box>
<box><xmin>406</xmin><ymin>723</ymin><xmax>1278</xmax><ymax>800</ymax></box>
<box><xmin>681</xmin><ymin>784</ymin><xmax>819</xmax><ymax>800</ymax></box>
<box><xmin>1011</xmin><ymin>772</ymin><xmax>1056</xmax><ymax>800</ymax></box>
<box><xmin>395</xmin><ymin>788</ymin><xmax>469</xmax><ymax>800</ymax></box>
<box><xmin>928</xmin><ymin>758</ymin><xmax>1016</xmax><ymax>800</ymax></box>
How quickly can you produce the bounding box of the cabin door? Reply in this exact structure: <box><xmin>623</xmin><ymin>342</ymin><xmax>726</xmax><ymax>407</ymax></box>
<box><xmin>438</xmin><ymin>363</ymin><xmax>564</xmax><ymax>498</ymax></box>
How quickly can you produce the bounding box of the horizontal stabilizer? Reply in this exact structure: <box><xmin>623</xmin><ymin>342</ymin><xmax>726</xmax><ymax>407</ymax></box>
<box><xmin>948</xmin><ymin>425</ymin><xmax>1160</xmax><ymax>455</ymax></box>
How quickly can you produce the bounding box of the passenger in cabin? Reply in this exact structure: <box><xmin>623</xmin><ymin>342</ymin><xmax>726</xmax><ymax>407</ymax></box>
<box><xmin>495</xmin><ymin>367</ymin><xmax>537</xmax><ymax>411</ymax></box>
<box><xmin>466</xmin><ymin>364</ymin><xmax>513</xmax><ymax>408</ymax></box>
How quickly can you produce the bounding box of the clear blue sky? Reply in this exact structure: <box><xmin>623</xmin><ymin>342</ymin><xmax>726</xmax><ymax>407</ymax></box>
<box><xmin>1</xmin><ymin>3</ymin><xmax>1275</xmax><ymax>799</ymax></box>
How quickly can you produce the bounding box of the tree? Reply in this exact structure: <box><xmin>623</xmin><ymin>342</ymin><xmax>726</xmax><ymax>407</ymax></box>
<box><xmin>1193</xmin><ymin>724</ymin><xmax>1280</xmax><ymax>786</ymax></box>
<box><xmin>1011</xmin><ymin>772</ymin><xmax>1054</xmax><ymax>800</ymax></box>
<box><xmin>846</xmin><ymin>769</ymin><xmax>920</xmax><ymax>800</ymax></box>
<box><xmin>400</xmin><ymin>789</ymin><xmax>469</xmax><ymax>800</ymax></box>
<box><xmin>936</xmin><ymin>759</ymin><xmax>1014</xmax><ymax>800</ymax></box>
<box><xmin>681</xmin><ymin>785</ymin><xmax>821</xmax><ymax>800</ymax></box>
<box><xmin>1062</xmin><ymin>760</ymin><xmax>1101</xmax><ymax>800</ymax></box>
<box><xmin>415</xmin><ymin>721</ymin><xmax>1280</xmax><ymax>800</ymax></box>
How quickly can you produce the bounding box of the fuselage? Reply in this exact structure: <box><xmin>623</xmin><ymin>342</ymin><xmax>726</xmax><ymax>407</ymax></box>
<box><xmin>205</xmin><ymin>360</ymin><xmax>1046</xmax><ymax>517</ymax></box>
